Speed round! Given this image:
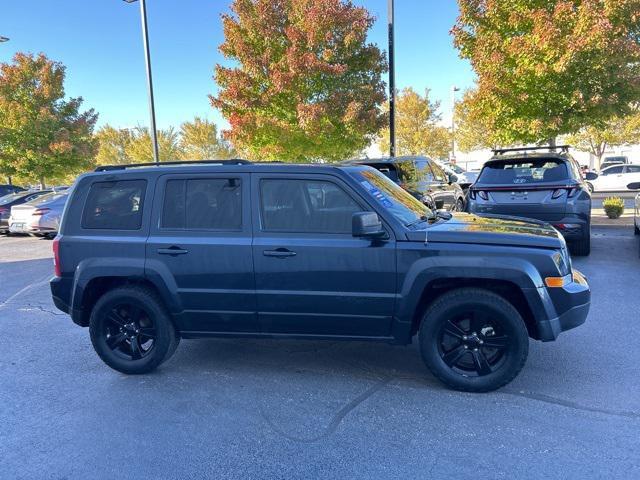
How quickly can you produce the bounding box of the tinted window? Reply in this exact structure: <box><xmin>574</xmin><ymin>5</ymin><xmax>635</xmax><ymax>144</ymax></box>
<box><xmin>603</xmin><ymin>166</ymin><xmax>624</xmax><ymax>175</ymax></box>
<box><xmin>429</xmin><ymin>162</ymin><xmax>447</xmax><ymax>182</ymax></box>
<box><xmin>162</xmin><ymin>178</ymin><xmax>241</xmax><ymax>230</ymax></box>
<box><xmin>261</xmin><ymin>179</ymin><xmax>360</xmax><ymax>233</ymax></box>
<box><xmin>478</xmin><ymin>159</ymin><xmax>568</xmax><ymax>185</ymax></box>
<box><xmin>626</xmin><ymin>165</ymin><xmax>640</xmax><ymax>173</ymax></box>
<box><xmin>82</xmin><ymin>180</ymin><xmax>146</xmax><ymax>230</ymax></box>
<box><xmin>414</xmin><ymin>160</ymin><xmax>435</xmax><ymax>182</ymax></box>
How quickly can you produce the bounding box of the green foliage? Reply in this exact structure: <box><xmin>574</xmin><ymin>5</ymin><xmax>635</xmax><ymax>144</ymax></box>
<box><xmin>603</xmin><ymin>197</ymin><xmax>625</xmax><ymax>219</ymax></box>
<box><xmin>211</xmin><ymin>0</ymin><xmax>388</xmax><ymax>162</ymax></box>
<box><xmin>124</xmin><ymin>127</ymin><xmax>182</xmax><ymax>162</ymax></box>
<box><xmin>179</xmin><ymin>117</ymin><xmax>235</xmax><ymax>160</ymax></box>
<box><xmin>379</xmin><ymin>87</ymin><xmax>451</xmax><ymax>159</ymax></box>
<box><xmin>94</xmin><ymin>126</ymin><xmax>133</xmax><ymax>165</ymax></box>
<box><xmin>453</xmin><ymin>0</ymin><xmax>640</xmax><ymax>145</ymax></box>
<box><xmin>0</xmin><ymin>52</ymin><xmax>97</xmax><ymax>186</ymax></box>
<box><xmin>454</xmin><ymin>88</ymin><xmax>500</xmax><ymax>153</ymax></box>
<box><xmin>564</xmin><ymin>113</ymin><xmax>640</xmax><ymax>169</ymax></box>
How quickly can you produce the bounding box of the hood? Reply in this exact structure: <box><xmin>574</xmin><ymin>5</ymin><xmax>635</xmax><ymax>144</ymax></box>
<box><xmin>405</xmin><ymin>213</ymin><xmax>563</xmax><ymax>249</ymax></box>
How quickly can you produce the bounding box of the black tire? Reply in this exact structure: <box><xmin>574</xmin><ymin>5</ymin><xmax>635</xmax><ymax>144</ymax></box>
<box><xmin>418</xmin><ymin>288</ymin><xmax>529</xmax><ymax>393</ymax></box>
<box><xmin>454</xmin><ymin>197</ymin><xmax>465</xmax><ymax>212</ymax></box>
<box><xmin>634</xmin><ymin>220</ymin><xmax>639</xmax><ymax>236</ymax></box>
<box><xmin>570</xmin><ymin>231</ymin><xmax>591</xmax><ymax>257</ymax></box>
<box><xmin>586</xmin><ymin>182</ymin><xmax>594</xmax><ymax>194</ymax></box>
<box><xmin>89</xmin><ymin>285</ymin><xmax>178</xmax><ymax>374</ymax></box>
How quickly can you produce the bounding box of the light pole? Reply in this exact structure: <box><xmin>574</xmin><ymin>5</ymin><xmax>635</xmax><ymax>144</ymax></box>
<box><xmin>388</xmin><ymin>0</ymin><xmax>396</xmax><ymax>158</ymax></box>
<box><xmin>124</xmin><ymin>0</ymin><xmax>159</xmax><ymax>163</ymax></box>
<box><xmin>450</xmin><ymin>85</ymin><xmax>460</xmax><ymax>162</ymax></box>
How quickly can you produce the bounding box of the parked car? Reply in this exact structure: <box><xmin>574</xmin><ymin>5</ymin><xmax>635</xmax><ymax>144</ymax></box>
<box><xmin>600</xmin><ymin>155</ymin><xmax>629</xmax><ymax>171</ymax></box>
<box><xmin>0</xmin><ymin>184</ymin><xmax>25</xmax><ymax>197</ymax></box>
<box><xmin>50</xmin><ymin>160</ymin><xmax>590</xmax><ymax>393</ymax></box>
<box><xmin>346</xmin><ymin>156</ymin><xmax>466</xmax><ymax>211</ymax></box>
<box><xmin>444</xmin><ymin>162</ymin><xmax>479</xmax><ymax>187</ymax></box>
<box><xmin>467</xmin><ymin>146</ymin><xmax>592</xmax><ymax>256</ymax></box>
<box><xmin>584</xmin><ymin>164</ymin><xmax>640</xmax><ymax>192</ymax></box>
<box><xmin>8</xmin><ymin>191</ymin><xmax>69</xmax><ymax>238</ymax></box>
<box><xmin>629</xmin><ymin>181</ymin><xmax>640</xmax><ymax>235</ymax></box>
<box><xmin>0</xmin><ymin>190</ymin><xmax>52</xmax><ymax>234</ymax></box>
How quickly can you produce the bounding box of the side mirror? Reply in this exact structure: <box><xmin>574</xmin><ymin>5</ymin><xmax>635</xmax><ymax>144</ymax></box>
<box><xmin>448</xmin><ymin>173</ymin><xmax>458</xmax><ymax>184</ymax></box>
<box><xmin>627</xmin><ymin>182</ymin><xmax>640</xmax><ymax>190</ymax></box>
<box><xmin>352</xmin><ymin>212</ymin><xmax>386</xmax><ymax>238</ymax></box>
<box><xmin>585</xmin><ymin>172</ymin><xmax>598</xmax><ymax>181</ymax></box>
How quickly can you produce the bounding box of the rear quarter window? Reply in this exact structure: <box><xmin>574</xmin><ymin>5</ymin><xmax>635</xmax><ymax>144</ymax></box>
<box><xmin>81</xmin><ymin>180</ymin><xmax>146</xmax><ymax>230</ymax></box>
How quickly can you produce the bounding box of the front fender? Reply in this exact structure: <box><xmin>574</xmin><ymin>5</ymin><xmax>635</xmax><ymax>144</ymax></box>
<box><xmin>395</xmin><ymin>254</ymin><xmax>544</xmax><ymax>325</ymax></box>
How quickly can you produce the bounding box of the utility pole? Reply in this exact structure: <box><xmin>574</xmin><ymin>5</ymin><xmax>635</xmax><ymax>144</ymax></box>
<box><xmin>388</xmin><ymin>0</ymin><xmax>396</xmax><ymax>158</ymax></box>
<box><xmin>124</xmin><ymin>0</ymin><xmax>160</xmax><ymax>163</ymax></box>
<box><xmin>450</xmin><ymin>85</ymin><xmax>460</xmax><ymax>162</ymax></box>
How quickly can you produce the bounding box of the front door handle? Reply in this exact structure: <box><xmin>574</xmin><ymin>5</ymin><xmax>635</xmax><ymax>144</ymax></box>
<box><xmin>263</xmin><ymin>248</ymin><xmax>296</xmax><ymax>258</ymax></box>
<box><xmin>157</xmin><ymin>246</ymin><xmax>189</xmax><ymax>256</ymax></box>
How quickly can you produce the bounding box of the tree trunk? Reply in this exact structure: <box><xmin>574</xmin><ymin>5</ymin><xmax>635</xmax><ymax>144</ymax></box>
<box><xmin>6</xmin><ymin>176</ymin><xmax>11</xmax><ymax>186</ymax></box>
<box><xmin>548</xmin><ymin>137</ymin><xmax>557</xmax><ymax>150</ymax></box>
<box><xmin>39</xmin><ymin>177</ymin><xmax>46</xmax><ymax>190</ymax></box>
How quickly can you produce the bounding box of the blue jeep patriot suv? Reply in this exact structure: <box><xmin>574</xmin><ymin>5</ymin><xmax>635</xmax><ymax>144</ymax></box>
<box><xmin>50</xmin><ymin>160</ymin><xmax>590</xmax><ymax>392</ymax></box>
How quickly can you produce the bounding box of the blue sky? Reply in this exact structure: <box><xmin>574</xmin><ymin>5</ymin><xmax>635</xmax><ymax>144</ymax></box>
<box><xmin>1</xmin><ymin>0</ymin><xmax>475</xmax><ymax>131</ymax></box>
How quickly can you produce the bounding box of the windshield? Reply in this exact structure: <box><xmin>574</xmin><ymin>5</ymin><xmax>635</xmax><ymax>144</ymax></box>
<box><xmin>478</xmin><ymin>159</ymin><xmax>568</xmax><ymax>185</ymax></box>
<box><xmin>28</xmin><ymin>192</ymin><xmax>67</xmax><ymax>206</ymax></box>
<box><xmin>348</xmin><ymin>168</ymin><xmax>433</xmax><ymax>226</ymax></box>
<box><xmin>0</xmin><ymin>192</ymin><xmax>27</xmax><ymax>205</ymax></box>
<box><xmin>448</xmin><ymin>164</ymin><xmax>465</xmax><ymax>174</ymax></box>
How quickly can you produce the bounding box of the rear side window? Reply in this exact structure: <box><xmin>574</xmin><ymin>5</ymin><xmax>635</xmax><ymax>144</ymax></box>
<box><xmin>260</xmin><ymin>179</ymin><xmax>361</xmax><ymax>234</ymax></box>
<box><xmin>82</xmin><ymin>180</ymin><xmax>146</xmax><ymax>230</ymax></box>
<box><xmin>478</xmin><ymin>159</ymin><xmax>568</xmax><ymax>185</ymax></box>
<box><xmin>161</xmin><ymin>178</ymin><xmax>242</xmax><ymax>230</ymax></box>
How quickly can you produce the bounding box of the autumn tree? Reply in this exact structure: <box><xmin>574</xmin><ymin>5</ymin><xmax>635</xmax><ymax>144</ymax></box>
<box><xmin>453</xmin><ymin>0</ymin><xmax>640</xmax><ymax>145</ymax></box>
<box><xmin>124</xmin><ymin>127</ymin><xmax>182</xmax><ymax>162</ymax></box>
<box><xmin>0</xmin><ymin>53</ymin><xmax>97</xmax><ymax>187</ymax></box>
<box><xmin>94</xmin><ymin>126</ymin><xmax>133</xmax><ymax>165</ymax></box>
<box><xmin>179</xmin><ymin>117</ymin><xmax>235</xmax><ymax>160</ymax></box>
<box><xmin>454</xmin><ymin>88</ymin><xmax>499</xmax><ymax>153</ymax></box>
<box><xmin>211</xmin><ymin>0</ymin><xmax>388</xmax><ymax>162</ymax></box>
<box><xmin>379</xmin><ymin>87</ymin><xmax>451</xmax><ymax>159</ymax></box>
<box><xmin>565</xmin><ymin>113</ymin><xmax>640</xmax><ymax>168</ymax></box>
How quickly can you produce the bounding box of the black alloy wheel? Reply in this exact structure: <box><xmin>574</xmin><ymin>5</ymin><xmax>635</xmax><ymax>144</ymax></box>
<box><xmin>419</xmin><ymin>288</ymin><xmax>529</xmax><ymax>392</ymax></box>
<box><xmin>438</xmin><ymin>311</ymin><xmax>508</xmax><ymax>377</ymax></box>
<box><xmin>89</xmin><ymin>286</ymin><xmax>179</xmax><ymax>374</ymax></box>
<box><xmin>104</xmin><ymin>303</ymin><xmax>157</xmax><ymax>361</ymax></box>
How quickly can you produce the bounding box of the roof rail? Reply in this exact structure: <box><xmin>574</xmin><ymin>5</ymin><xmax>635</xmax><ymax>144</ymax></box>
<box><xmin>94</xmin><ymin>159</ymin><xmax>252</xmax><ymax>172</ymax></box>
<box><xmin>492</xmin><ymin>145</ymin><xmax>570</xmax><ymax>155</ymax></box>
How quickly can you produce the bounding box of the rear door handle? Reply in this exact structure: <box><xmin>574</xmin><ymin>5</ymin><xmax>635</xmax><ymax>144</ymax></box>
<box><xmin>263</xmin><ymin>248</ymin><xmax>296</xmax><ymax>258</ymax></box>
<box><xmin>157</xmin><ymin>246</ymin><xmax>189</xmax><ymax>256</ymax></box>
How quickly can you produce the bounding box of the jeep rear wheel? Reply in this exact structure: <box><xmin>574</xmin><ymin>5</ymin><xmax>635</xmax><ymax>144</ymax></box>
<box><xmin>418</xmin><ymin>288</ymin><xmax>529</xmax><ymax>392</ymax></box>
<box><xmin>89</xmin><ymin>286</ymin><xmax>179</xmax><ymax>374</ymax></box>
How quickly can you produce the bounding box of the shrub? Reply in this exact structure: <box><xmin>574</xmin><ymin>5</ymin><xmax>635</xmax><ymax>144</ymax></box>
<box><xmin>603</xmin><ymin>197</ymin><xmax>625</xmax><ymax>219</ymax></box>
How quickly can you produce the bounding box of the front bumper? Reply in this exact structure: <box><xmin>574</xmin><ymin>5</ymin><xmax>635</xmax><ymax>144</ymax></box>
<box><xmin>527</xmin><ymin>269</ymin><xmax>590</xmax><ymax>341</ymax></box>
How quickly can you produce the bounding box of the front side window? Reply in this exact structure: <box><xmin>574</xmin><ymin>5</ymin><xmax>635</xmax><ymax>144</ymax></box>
<box><xmin>162</xmin><ymin>178</ymin><xmax>242</xmax><ymax>230</ymax></box>
<box><xmin>603</xmin><ymin>166</ymin><xmax>624</xmax><ymax>175</ymax></box>
<box><xmin>626</xmin><ymin>165</ymin><xmax>640</xmax><ymax>173</ymax></box>
<box><xmin>260</xmin><ymin>179</ymin><xmax>360</xmax><ymax>234</ymax></box>
<box><xmin>82</xmin><ymin>180</ymin><xmax>146</xmax><ymax>230</ymax></box>
<box><xmin>430</xmin><ymin>161</ymin><xmax>447</xmax><ymax>182</ymax></box>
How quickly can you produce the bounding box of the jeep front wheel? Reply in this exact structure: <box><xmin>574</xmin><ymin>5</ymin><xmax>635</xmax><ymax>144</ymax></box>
<box><xmin>89</xmin><ymin>286</ymin><xmax>179</xmax><ymax>374</ymax></box>
<box><xmin>418</xmin><ymin>288</ymin><xmax>529</xmax><ymax>392</ymax></box>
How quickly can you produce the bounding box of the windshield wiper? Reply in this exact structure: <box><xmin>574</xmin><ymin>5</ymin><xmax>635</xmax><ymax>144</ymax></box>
<box><xmin>405</xmin><ymin>212</ymin><xmax>436</xmax><ymax>228</ymax></box>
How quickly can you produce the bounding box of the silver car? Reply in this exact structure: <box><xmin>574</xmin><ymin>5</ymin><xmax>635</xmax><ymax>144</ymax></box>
<box><xmin>9</xmin><ymin>192</ymin><xmax>69</xmax><ymax>238</ymax></box>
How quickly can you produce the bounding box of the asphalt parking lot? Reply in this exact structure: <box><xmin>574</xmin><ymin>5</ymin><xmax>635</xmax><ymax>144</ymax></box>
<box><xmin>1</xmin><ymin>229</ymin><xmax>639</xmax><ymax>479</ymax></box>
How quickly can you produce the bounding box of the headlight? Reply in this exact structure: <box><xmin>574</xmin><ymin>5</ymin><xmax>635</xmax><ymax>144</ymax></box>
<box><xmin>552</xmin><ymin>249</ymin><xmax>571</xmax><ymax>276</ymax></box>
